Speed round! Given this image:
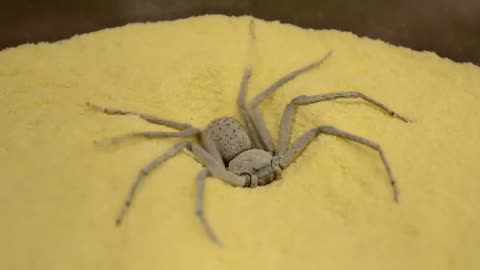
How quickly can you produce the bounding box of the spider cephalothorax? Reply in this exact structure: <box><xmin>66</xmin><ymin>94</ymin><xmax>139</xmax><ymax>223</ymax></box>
<box><xmin>228</xmin><ymin>148</ymin><xmax>281</xmax><ymax>186</ymax></box>
<box><xmin>89</xmin><ymin>21</ymin><xmax>410</xmax><ymax>246</ymax></box>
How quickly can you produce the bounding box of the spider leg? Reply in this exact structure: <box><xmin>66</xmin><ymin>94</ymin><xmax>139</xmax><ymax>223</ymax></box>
<box><xmin>95</xmin><ymin>128</ymin><xmax>201</xmax><ymax>146</ymax></box>
<box><xmin>199</xmin><ymin>131</ymin><xmax>224</xmax><ymax>166</ymax></box>
<box><xmin>280</xmin><ymin>125</ymin><xmax>399</xmax><ymax>202</ymax></box>
<box><xmin>188</xmin><ymin>143</ymin><xmax>249</xmax><ymax>187</ymax></box>
<box><xmin>195</xmin><ymin>168</ymin><xmax>223</xmax><ymax>246</ymax></box>
<box><xmin>237</xmin><ymin>20</ymin><xmax>263</xmax><ymax>148</ymax></box>
<box><xmin>238</xmin><ymin>67</ymin><xmax>263</xmax><ymax>149</ymax></box>
<box><xmin>87</xmin><ymin>102</ymin><xmax>195</xmax><ymax>130</ymax></box>
<box><xmin>116</xmin><ymin>141</ymin><xmax>191</xmax><ymax>225</ymax></box>
<box><xmin>277</xmin><ymin>91</ymin><xmax>411</xmax><ymax>155</ymax></box>
<box><xmin>116</xmin><ymin>141</ymin><xmax>248</xmax><ymax>226</ymax></box>
<box><xmin>249</xmin><ymin>51</ymin><xmax>333</xmax><ymax>152</ymax></box>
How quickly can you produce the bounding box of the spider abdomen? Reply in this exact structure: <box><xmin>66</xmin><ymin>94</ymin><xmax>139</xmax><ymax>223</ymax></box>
<box><xmin>206</xmin><ymin>117</ymin><xmax>252</xmax><ymax>163</ymax></box>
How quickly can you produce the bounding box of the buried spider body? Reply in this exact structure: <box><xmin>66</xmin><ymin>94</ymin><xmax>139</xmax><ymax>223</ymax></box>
<box><xmin>206</xmin><ymin>117</ymin><xmax>281</xmax><ymax>186</ymax></box>
<box><xmin>88</xmin><ymin>22</ymin><xmax>410</xmax><ymax>245</ymax></box>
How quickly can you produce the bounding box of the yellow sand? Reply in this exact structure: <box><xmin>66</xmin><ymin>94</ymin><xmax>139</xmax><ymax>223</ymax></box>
<box><xmin>1</xmin><ymin>15</ymin><xmax>479</xmax><ymax>270</ymax></box>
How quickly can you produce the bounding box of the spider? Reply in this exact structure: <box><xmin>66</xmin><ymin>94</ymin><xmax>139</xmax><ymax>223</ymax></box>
<box><xmin>88</xmin><ymin>22</ymin><xmax>410</xmax><ymax>246</ymax></box>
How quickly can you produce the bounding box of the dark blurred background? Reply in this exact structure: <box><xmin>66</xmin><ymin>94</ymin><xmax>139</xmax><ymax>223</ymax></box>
<box><xmin>1</xmin><ymin>0</ymin><xmax>479</xmax><ymax>65</ymax></box>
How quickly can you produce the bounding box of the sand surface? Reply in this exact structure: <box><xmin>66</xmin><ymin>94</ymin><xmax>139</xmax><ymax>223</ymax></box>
<box><xmin>1</xmin><ymin>15</ymin><xmax>479</xmax><ymax>270</ymax></box>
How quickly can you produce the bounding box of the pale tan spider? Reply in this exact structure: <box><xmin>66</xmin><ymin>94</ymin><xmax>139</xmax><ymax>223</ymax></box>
<box><xmin>88</xmin><ymin>22</ymin><xmax>410</xmax><ymax>246</ymax></box>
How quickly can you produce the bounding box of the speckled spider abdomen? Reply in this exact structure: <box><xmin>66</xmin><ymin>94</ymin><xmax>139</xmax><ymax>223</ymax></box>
<box><xmin>206</xmin><ymin>117</ymin><xmax>252</xmax><ymax>163</ymax></box>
